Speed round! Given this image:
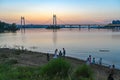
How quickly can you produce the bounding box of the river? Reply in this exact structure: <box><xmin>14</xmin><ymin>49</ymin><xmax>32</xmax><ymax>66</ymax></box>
<box><xmin>0</xmin><ymin>28</ymin><xmax>120</xmax><ymax>69</ymax></box>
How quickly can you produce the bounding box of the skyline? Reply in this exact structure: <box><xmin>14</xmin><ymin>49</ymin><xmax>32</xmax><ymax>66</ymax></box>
<box><xmin>0</xmin><ymin>0</ymin><xmax>120</xmax><ymax>24</ymax></box>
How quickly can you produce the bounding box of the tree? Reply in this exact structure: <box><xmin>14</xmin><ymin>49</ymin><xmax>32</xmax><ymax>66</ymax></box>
<box><xmin>0</xmin><ymin>21</ymin><xmax>18</xmax><ymax>32</ymax></box>
<box><xmin>9</xmin><ymin>23</ymin><xmax>17</xmax><ymax>31</ymax></box>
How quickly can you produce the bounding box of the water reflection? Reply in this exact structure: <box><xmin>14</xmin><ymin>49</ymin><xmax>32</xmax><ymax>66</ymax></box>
<box><xmin>21</xmin><ymin>28</ymin><xmax>26</xmax><ymax>33</ymax></box>
<box><xmin>112</xmin><ymin>28</ymin><xmax>120</xmax><ymax>32</ymax></box>
<box><xmin>21</xmin><ymin>30</ymin><xmax>26</xmax><ymax>45</ymax></box>
<box><xmin>53</xmin><ymin>29</ymin><xmax>57</xmax><ymax>47</ymax></box>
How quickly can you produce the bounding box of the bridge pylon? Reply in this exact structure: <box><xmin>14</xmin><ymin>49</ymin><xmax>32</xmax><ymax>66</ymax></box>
<box><xmin>21</xmin><ymin>16</ymin><xmax>25</xmax><ymax>32</ymax></box>
<box><xmin>53</xmin><ymin>14</ymin><xmax>57</xmax><ymax>27</ymax></box>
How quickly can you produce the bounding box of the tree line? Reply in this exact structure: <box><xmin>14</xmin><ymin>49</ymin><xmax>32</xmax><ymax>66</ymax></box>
<box><xmin>0</xmin><ymin>21</ymin><xmax>19</xmax><ymax>32</ymax></box>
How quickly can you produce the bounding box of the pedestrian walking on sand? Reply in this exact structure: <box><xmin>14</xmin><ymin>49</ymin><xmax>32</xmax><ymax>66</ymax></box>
<box><xmin>47</xmin><ymin>53</ymin><xmax>50</xmax><ymax>61</ymax></box>
<box><xmin>107</xmin><ymin>73</ymin><xmax>114</xmax><ymax>80</ymax></box>
<box><xmin>63</xmin><ymin>48</ymin><xmax>66</xmax><ymax>57</ymax></box>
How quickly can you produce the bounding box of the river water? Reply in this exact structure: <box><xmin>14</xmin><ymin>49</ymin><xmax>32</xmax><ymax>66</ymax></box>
<box><xmin>0</xmin><ymin>28</ymin><xmax>120</xmax><ymax>69</ymax></box>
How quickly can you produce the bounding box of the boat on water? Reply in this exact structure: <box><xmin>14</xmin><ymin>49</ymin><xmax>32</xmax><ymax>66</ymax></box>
<box><xmin>99</xmin><ymin>49</ymin><xmax>110</xmax><ymax>52</ymax></box>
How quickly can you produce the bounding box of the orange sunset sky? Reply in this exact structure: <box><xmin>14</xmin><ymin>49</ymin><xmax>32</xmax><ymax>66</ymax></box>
<box><xmin>0</xmin><ymin>0</ymin><xmax>120</xmax><ymax>24</ymax></box>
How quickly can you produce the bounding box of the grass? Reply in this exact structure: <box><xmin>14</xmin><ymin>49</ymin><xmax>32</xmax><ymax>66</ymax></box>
<box><xmin>40</xmin><ymin>58</ymin><xmax>72</xmax><ymax>79</ymax></box>
<box><xmin>73</xmin><ymin>64</ymin><xmax>94</xmax><ymax>80</ymax></box>
<box><xmin>4</xmin><ymin>59</ymin><xmax>18</xmax><ymax>65</ymax></box>
<box><xmin>0</xmin><ymin>53</ymin><xmax>8</xmax><ymax>58</ymax></box>
<box><xmin>0</xmin><ymin>64</ymin><xmax>42</xmax><ymax>80</ymax></box>
<box><xmin>0</xmin><ymin>58</ymin><xmax>94</xmax><ymax>80</ymax></box>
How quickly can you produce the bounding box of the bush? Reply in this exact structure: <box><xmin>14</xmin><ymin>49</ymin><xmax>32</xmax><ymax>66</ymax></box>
<box><xmin>40</xmin><ymin>58</ymin><xmax>71</xmax><ymax>79</ymax></box>
<box><xmin>73</xmin><ymin>64</ymin><xmax>93</xmax><ymax>80</ymax></box>
<box><xmin>0</xmin><ymin>54</ymin><xmax>8</xmax><ymax>58</ymax></box>
<box><xmin>13</xmin><ymin>50</ymin><xmax>21</xmax><ymax>55</ymax></box>
<box><xmin>5</xmin><ymin>59</ymin><xmax>18</xmax><ymax>65</ymax></box>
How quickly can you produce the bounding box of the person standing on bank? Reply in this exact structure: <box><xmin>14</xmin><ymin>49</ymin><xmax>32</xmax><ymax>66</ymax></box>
<box><xmin>89</xmin><ymin>55</ymin><xmax>91</xmax><ymax>64</ymax></box>
<box><xmin>59</xmin><ymin>50</ymin><xmax>62</xmax><ymax>57</ymax></box>
<box><xmin>53</xmin><ymin>49</ymin><xmax>58</xmax><ymax>58</ymax></box>
<box><xmin>47</xmin><ymin>53</ymin><xmax>50</xmax><ymax>61</ymax></box>
<box><xmin>99</xmin><ymin>58</ymin><xmax>102</xmax><ymax>65</ymax></box>
<box><xmin>63</xmin><ymin>48</ymin><xmax>66</xmax><ymax>57</ymax></box>
<box><xmin>92</xmin><ymin>57</ymin><xmax>95</xmax><ymax>64</ymax></box>
<box><xmin>107</xmin><ymin>73</ymin><xmax>114</xmax><ymax>80</ymax></box>
<box><xmin>54</xmin><ymin>49</ymin><xmax>58</xmax><ymax>55</ymax></box>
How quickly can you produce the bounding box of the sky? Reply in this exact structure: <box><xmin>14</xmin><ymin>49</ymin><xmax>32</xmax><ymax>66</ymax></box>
<box><xmin>0</xmin><ymin>0</ymin><xmax>120</xmax><ymax>24</ymax></box>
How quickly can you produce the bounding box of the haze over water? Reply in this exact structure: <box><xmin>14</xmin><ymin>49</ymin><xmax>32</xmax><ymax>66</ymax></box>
<box><xmin>0</xmin><ymin>28</ymin><xmax>120</xmax><ymax>69</ymax></box>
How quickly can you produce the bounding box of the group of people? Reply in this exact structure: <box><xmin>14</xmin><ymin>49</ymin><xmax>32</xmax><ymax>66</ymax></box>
<box><xmin>46</xmin><ymin>48</ymin><xmax>66</xmax><ymax>61</ymax></box>
<box><xmin>86</xmin><ymin>55</ymin><xmax>115</xmax><ymax>80</ymax></box>
<box><xmin>86</xmin><ymin>55</ymin><xmax>102</xmax><ymax>65</ymax></box>
<box><xmin>53</xmin><ymin>48</ymin><xmax>66</xmax><ymax>58</ymax></box>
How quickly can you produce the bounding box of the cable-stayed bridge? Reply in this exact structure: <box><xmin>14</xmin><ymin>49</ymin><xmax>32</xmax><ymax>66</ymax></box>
<box><xmin>20</xmin><ymin>14</ymin><xmax>104</xmax><ymax>29</ymax></box>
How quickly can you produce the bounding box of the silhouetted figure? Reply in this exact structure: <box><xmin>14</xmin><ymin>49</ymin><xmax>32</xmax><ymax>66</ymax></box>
<box><xmin>59</xmin><ymin>50</ymin><xmax>62</xmax><ymax>57</ymax></box>
<box><xmin>110</xmin><ymin>64</ymin><xmax>115</xmax><ymax>74</ymax></box>
<box><xmin>89</xmin><ymin>55</ymin><xmax>91</xmax><ymax>64</ymax></box>
<box><xmin>86</xmin><ymin>57</ymin><xmax>90</xmax><ymax>65</ymax></box>
<box><xmin>47</xmin><ymin>53</ymin><xmax>50</xmax><ymax>61</ymax></box>
<box><xmin>53</xmin><ymin>49</ymin><xmax>58</xmax><ymax>58</ymax></box>
<box><xmin>107</xmin><ymin>74</ymin><xmax>114</xmax><ymax>80</ymax></box>
<box><xmin>54</xmin><ymin>49</ymin><xmax>58</xmax><ymax>55</ymax></box>
<box><xmin>92</xmin><ymin>57</ymin><xmax>95</xmax><ymax>64</ymax></box>
<box><xmin>99</xmin><ymin>58</ymin><xmax>102</xmax><ymax>65</ymax></box>
<box><xmin>63</xmin><ymin>48</ymin><xmax>66</xmax><ymax>57</ymax></box>
<box><xmin>112</xmin><ymin>64</ymin><xmax>115</xmax><ymax>69</ymax></box>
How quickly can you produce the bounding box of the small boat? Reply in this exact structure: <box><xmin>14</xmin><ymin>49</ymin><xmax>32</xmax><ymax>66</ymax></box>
<box><xmin>99</xmin><ymin>49</ymin><xmax>110</xmax><ymax>52</ymax></box>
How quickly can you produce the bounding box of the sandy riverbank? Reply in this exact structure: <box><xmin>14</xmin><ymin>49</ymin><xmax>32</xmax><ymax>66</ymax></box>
<box><xmin>0</xmin><ymin>48</ymin><xmax>120</xmax><ymax>80</ymax></box>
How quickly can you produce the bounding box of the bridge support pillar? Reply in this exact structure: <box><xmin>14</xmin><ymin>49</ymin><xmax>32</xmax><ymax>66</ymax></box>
<box><xmin>21</xmin><ymin>16</ymin><xmax>25</xmax><ymax>32</ymax></box>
